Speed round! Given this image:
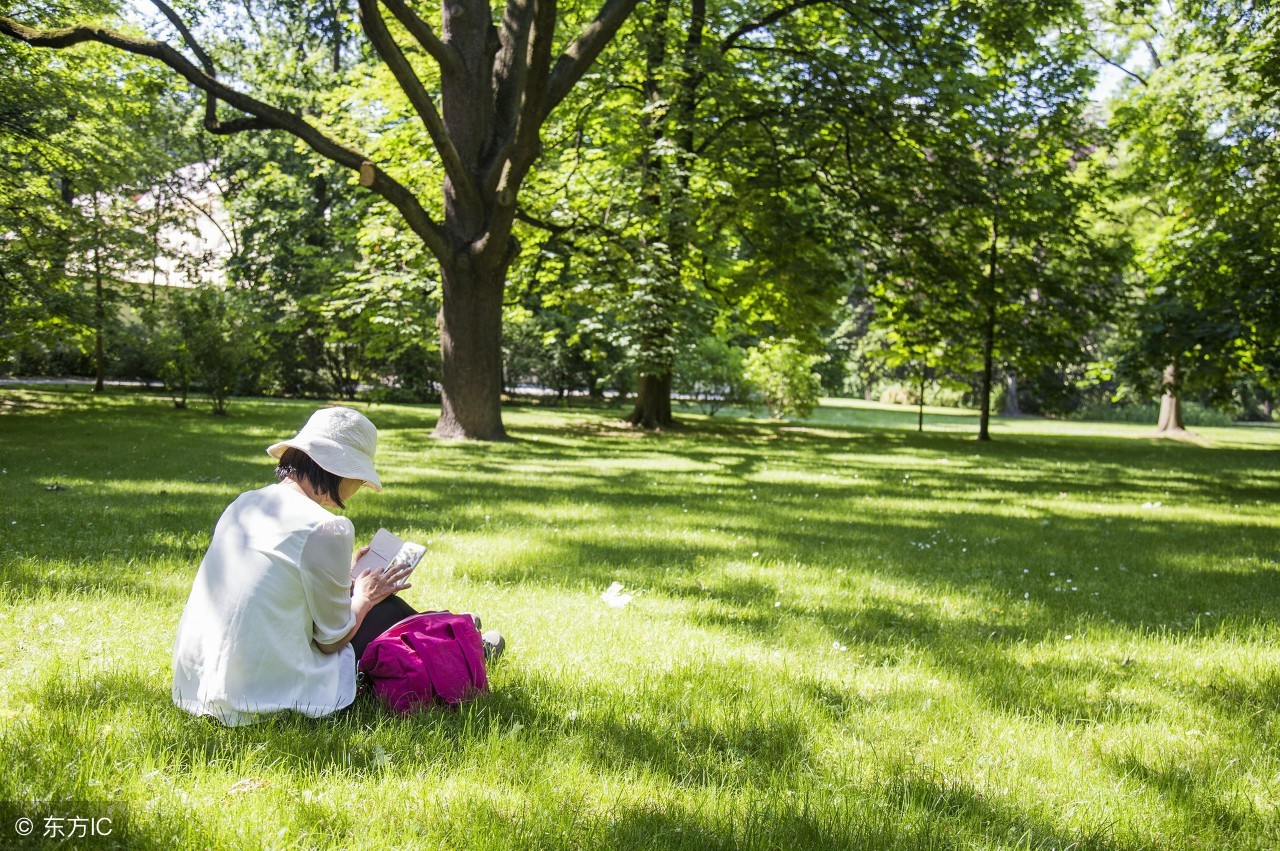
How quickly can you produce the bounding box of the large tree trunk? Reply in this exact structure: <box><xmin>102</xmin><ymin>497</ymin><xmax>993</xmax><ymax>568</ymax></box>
<box><xmin>1155</xmin><ymin>361</ymin><xmax>1185</xmax><ymax>433</ymax></box>
<box><xmin>627</xmin><ymin>372</ymin><xmax>674</xmax><ymax>429</ymax></box>
<box><xmin>434</xmin><ymin>259</ymin><xmax>508</xmax><ymax>440</ymax></box>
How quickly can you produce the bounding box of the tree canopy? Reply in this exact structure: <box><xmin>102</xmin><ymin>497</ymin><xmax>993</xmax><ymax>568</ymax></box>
<box><xmin>2</xmin><ymin>0</ymin><xmax>1275</xmax><ymax>433</ymax></box>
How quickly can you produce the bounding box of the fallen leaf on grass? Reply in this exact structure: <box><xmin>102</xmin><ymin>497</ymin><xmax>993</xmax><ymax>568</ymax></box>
<box><xmin>601</xmin><ymin>582</ymin><xmax>632</xmax><ymax>608</ymax></box>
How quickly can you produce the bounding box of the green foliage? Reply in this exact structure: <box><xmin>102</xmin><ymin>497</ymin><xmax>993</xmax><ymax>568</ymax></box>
<box><xmin>0</xmin><ymin>32</ymin><xmax>193</xmax><ymax>380</ymax></box>
<box><xmin>673</xmin><ymin>336</ymin><xmax>750</xmax><ymax>416</ymax></box>
<box><xmin>520</xmin><ymin>0</ymin><xmax>856</xmax><ymax>418</ymax></box>
<box><xmin>214</xmin><ymin>131</ymin><xmax>442</xmax><ymax>401</ymax></box>
<box><xmin>1069</xmin><ymin>398</ymin><xmax>1238</xmax><ymax>427</ymax></box>
<box><xmin>1109</xmin><ymin>0</ymin><xmax>1280</xmax><ymax>401</ymax></box>
<box><xmin>786</xmin><ymin>1</ymin><xmax>1128</xmax><ymax>434</ymax></box>
<box><xmin>503</xmin><ymin>299</ymin><xmax>628</xmax><ymax>400</ymax></box>
<box><xmin>742</xmin><ymin>338</ymin><xmax>824</xmax><ymax>420</ymax></box>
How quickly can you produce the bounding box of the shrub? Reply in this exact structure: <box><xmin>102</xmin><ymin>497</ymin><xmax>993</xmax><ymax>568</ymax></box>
<box><xmin>1070</xmin><ymin>400</ymin><xmax>1238</xmax><ymax>427</ymax></box>
<box><xmin>674</xmin><ymin>337</ymin><xmax>751</xmax><ymax>416</ymax></box>
<box><xmin>879</xmin><ymin>384</ymin><xmax>920</xmax><ymax>406</ymax></box>
<box><xmin>743</xmin><ymin>338</ymin><xmax>824</xmax><ymax>420</ymax></box>
<box><xmin>150</xmin><ymin>287</ymin><xmax>256</xmax><ymax>414</ymax></box>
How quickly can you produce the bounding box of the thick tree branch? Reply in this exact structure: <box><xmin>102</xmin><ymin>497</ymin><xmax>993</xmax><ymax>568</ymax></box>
<box><xmin>356</xmin><ymin>0</ymin><xmax>480</xmax><ymax>212</ymax></box>
<box><xmin>0</xmin><ymin>15</ymin><xmax>451</xmax><ymax>260</ymax></box>
<box><xmin>489</xmin><ymin>0</ymin><xmax>536</xmax><ymax>188</ymax></box>
<box><xmin>204</xmin><ymin>115</ymin><xmax>275</xmax><ymax>133</ymax></box>
<box><xmin>483</xmin><ymin>0</ymin><xmax>602</xmax><ymax>260</ymax></box>
<box><xmin>144</xmin><ymin>0</ymin><xmax>246</xmax><ymax>136</ymax></box>
<box><xmin>146</xmin><ymin>0</ymin><xmax>213</xmax><ymax>71</ymax></box>
<box><xmin>379</xmin><ymin>0</ymin><xmax>460</xmax><ymax>73</ymax></box>
<box><xmin>512</xmin><ymin>0</ymin><xmax>557</xmax><ymax>163</ymax></box>
<box><xmin>543</xmin><ymin>0</ymin><xmax>642</xmax><ymax>120</ymax></box>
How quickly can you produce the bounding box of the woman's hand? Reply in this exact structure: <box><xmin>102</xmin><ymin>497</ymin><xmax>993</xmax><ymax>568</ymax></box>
<box><xmin>352</xmin><ymin>562</ymin><xmax>414</xmax><ymax>609</ymax></box>
<box><xmin>317</xmin><ymin>556</ymin><xmax>414</xmax><ymax>655</ymax></box>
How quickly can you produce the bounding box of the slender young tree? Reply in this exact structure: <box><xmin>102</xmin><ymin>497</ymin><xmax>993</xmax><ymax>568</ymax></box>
<box><xmin>848</xmin><ymin>15</ymin><xmax>1121</xmax><ymax>440</ymax></box>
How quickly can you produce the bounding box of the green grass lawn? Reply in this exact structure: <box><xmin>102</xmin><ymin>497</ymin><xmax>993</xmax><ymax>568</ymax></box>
<box><xmin>1</xmin><ymin>388</ymin><xmax>1278</xmax><ymax>850</ymax></box>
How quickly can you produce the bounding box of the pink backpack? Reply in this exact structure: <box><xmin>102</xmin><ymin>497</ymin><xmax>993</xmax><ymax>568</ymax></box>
<box><xmin>357</xmin><ymin>612</ymin><xmax>488</xmax><ymax>713</ymax></box>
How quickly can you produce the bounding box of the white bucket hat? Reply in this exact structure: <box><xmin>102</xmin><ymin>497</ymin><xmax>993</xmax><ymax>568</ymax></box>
<box><xmin>267</xmin><ymin>407</ymin><xmax>383</xmax><ymax>492</ymax></box>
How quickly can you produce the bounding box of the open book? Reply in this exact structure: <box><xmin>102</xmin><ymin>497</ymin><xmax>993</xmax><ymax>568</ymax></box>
<box><xmin>352</xmin><ymin>527</ymin><xmax>426</xmax><ymax>581</ymax></box>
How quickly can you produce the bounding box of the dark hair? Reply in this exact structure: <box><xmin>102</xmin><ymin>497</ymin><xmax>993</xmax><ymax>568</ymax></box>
<box><xmin>275</xmin><ymin>447</ymin><xmax>346</xmax><ymax>509</ymax></box>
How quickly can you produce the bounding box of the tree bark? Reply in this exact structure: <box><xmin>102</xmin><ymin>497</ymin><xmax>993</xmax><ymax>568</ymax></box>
<box><xmin>1155</xmin><ymin>361</ymin><xmax>1185</xmax><ymax>433</ymax></box>
<box><xmin>93</xmin><ymin>274</ymin><xmax>106</xmax><ymax>393</ymax></box>
<box><xmin>978</xmin><ymin>301</ymin><xmax>995</xmax><ymax>441</ymax></box>
<box><xmin>626</xmin><ymin>372</ymin><xmax>674</xmax><ymax>429</ymax></box>
<box><xmin>435</xmin><ymin>258</ymin><xmax>508</xmax><ymax>440</ymax></box>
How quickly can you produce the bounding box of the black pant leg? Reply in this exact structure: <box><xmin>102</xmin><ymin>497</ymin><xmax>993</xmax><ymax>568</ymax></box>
<box><xmin>350</xmin><ymin>594</ymin><xmax>419</xmax><ymax>661</ymax></box>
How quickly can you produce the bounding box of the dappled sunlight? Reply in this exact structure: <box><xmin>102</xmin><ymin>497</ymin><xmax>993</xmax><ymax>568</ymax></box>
<box><xmin>3</xmin><ymin>391</ymin><xmax>1279</xmax><ymax>849</ymax></box>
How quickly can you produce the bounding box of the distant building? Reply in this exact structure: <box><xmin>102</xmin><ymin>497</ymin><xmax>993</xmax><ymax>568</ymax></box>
<box><xmin>120</xmin><ymin>160</ymin><xmax>234</xmax><ymax>291</ymax></box>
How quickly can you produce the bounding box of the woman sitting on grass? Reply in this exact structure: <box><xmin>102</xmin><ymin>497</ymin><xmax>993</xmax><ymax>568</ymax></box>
<box><xmin>171</xmin><ymin>406</ymin><xmax>458</xmax><ymax>726</ymax></box>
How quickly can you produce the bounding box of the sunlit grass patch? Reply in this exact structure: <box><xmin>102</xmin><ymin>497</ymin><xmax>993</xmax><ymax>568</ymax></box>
<box><xmin>1</xmin><ymin>388</ymin><xmax>1278</xmax><ymax>849</ymax></box>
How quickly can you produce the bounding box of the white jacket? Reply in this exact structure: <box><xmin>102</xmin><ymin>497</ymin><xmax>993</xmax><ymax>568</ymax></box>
<box><xmin>172</xmin><ymin>483</ymin><xmax>357</xmax><ymax>725</ymax></box>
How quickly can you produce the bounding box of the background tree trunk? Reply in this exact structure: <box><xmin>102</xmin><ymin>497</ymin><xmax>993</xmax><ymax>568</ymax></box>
<box><xmin>1003</xmin><ymin>373</ymin><xmax>1021</xmax><ymax>416</ymax></box>
<box><xmin>978</xmin><ymin>301</ymin><xmax>995</xmax><ymax>441</ymax></box>
<box><xmin>1155</xmin><ymin>361</ymin><xmax>1185</xmax><ymax>433</ymax></box>
<box><xmin>627</xmin><ymin>373</ymin><xmax>674</xmax><ymax>429</ymax></box>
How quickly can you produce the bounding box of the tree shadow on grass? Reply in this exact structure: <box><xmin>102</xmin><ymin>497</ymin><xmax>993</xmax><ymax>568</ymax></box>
<box><xmin>879</xmin><ymin>771</ymin><xmax>1151</xmax><ymax>851</ymax></box>
<box><xmin>453</xmin><ymin>767</ymin><xmax>1160</xmax><ymax>850</ymax></box>
<box><xmin>1102</xmin><ymin>751</ymin><xmax>1269</xmax><ymax>839</ymax></box>
<box><xmin>8</xmin><ymin>647</ymin><xmax>1269</xmax><ymax>849</ymax></box>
